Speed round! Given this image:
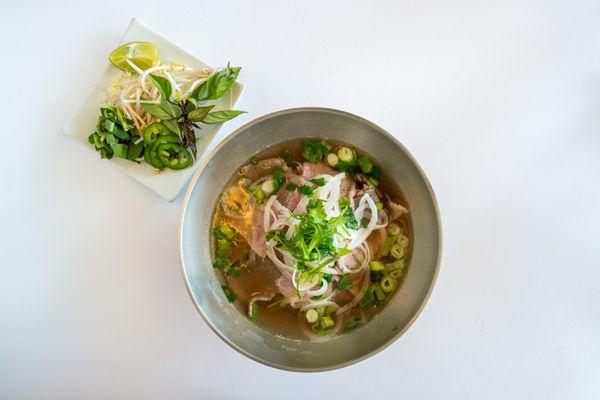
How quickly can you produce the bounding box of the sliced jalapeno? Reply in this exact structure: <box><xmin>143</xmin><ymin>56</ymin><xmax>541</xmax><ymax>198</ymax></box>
<box><xmin>156</xmin><ymin>143</ymin><xmax>193</xmax><ymax>170</ymax></box>
<box><xmin>142</xmin><ymin>122</ymin><xmax>171</xmax><ymax>145</ymax></box>
<box><xmin>144</xmin><ymin>134</ymin><xmax>180</xmax><ymax>169</ymax></box>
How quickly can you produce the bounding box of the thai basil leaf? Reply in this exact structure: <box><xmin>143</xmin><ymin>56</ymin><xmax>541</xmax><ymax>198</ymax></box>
<box><xmin>201</xmin><ymin>110</ymin><xmax>246</xmax><ymax>124</ymax></box>
<box><xmin>163</xmin><ymin>119</ymin><xmax>181</xmax><ymax>136</ymax></box>
<box><xmin>148</xmin><ymin>74</ymin><xmax>172</xmax><ymax>102</ymax></box>
<box><xmin>187</xmin><ymin>105</ymin><xmax>214</xmax><ymax>122</ymax></box>
<box><xmin>194</xmin><ymin>66</ymin><xmax>241</xmax><ymax>101</ymax></box>
<box><xmin>147</xmin><ymin>75</ymin><xmax>181</xmax><ymax>118</ymax></box>
<box><xmin>140</xmin><ymin>103</ymin><xmax>173</xmax><ymax>120</ymax></box>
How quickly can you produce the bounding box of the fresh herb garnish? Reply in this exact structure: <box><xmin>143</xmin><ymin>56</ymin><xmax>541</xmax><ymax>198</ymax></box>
<box><xmin>88</xmin><ymin>106</ymin><xmax>144</xmax><ymax>161</ymax></box>
<box><xmin>360</xmin><ymin>286</ymin><xmax>375</xmax><ymax>309</ymax></box>
<box><xmin>337</xmin><ymin>274</ymin><xmax>353</xmax><ymax>291</ymax></box>
<box><xmin>298</xmin><ymin>185</ymin><xmax>314</xmax><ymax>195</ymax></box>
<box><xmin>286</xmin><ymin>183</ymin><xmax>298</xmax><ymax>191</ymax></box>
<box><xmin>250</xmin><ymin>302</ymin><xmax>259</xmax><ymax>322</ymax></box>
<box><xmin>310</xmin><ymin>177</ymin><xmax>326</xmax><ymax>187</ymax></box>
<box><xmin>250</xmin><ymin>155</ymin><xmax>259</xmax><ymax>165</ymax></box>
<box><xmin>302</xmin><ymin>139</ymin><xmax>330</xmax><ymax>163</ymax></box>
<box><xmin>273</xmin><ymin>167</ymin><xmax>285</xmax><ymax>192</ymax></box>
<box><xmin>221</xmin><ymin>285</ymin><xmax>236</xmax><ymax>302</ymax></box>
<box><xmin>140</xmin><ymin>65</ymin><xmax>245</xmax><ymax>158</ymax></box>
<box><xmin>344</xmin><ymin>317</ymin><xmax>362</xmax><ymax>332</ymax></box>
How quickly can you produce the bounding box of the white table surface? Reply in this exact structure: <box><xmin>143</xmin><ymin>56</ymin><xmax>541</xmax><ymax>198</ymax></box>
<box><xmin>2</xmin><ymin>1</ymin><xmax>599</xmax><ymax>398</ymax></box>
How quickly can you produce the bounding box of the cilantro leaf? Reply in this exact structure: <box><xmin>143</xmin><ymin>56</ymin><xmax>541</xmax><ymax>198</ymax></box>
<box><xmin>302</xmin><ymin>139</ymin><xmax>330</xmax><ymax>163</ymax></box>
<box><xmin>337</xmin><ymin>274</ymin><xmax>353</xmax><ymax>291</ymax></box>
<box><xmin>298</xmin><ymin>185</ymin><xmax>314</xmax><ymax>195</ymax></box>
<box><xmin>310</xmin><ymin>177</ymin><xmax>326</xmax><ymax>187</ymax></box>
<box><xmin>221</xmin><ymin>285</ymin><xmax>236</xmax><ymax>302</ymax></box>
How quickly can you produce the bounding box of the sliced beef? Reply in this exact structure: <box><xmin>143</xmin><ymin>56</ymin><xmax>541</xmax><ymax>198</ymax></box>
<box><xmin>239</xmin><ymin>157</ymin><xmax>289</xmax><ymax>180</ymax></box>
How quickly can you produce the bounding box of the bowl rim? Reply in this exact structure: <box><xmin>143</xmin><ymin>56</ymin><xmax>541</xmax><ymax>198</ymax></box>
<box><xmin>178</xmin><ymin>107</ymin><xmax>443</xmax><ymax>372</ymax></box>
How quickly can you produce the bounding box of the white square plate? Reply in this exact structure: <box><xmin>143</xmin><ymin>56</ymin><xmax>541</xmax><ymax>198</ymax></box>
<box><xmin>63</xmin><ymin>18</ymin><xmax>244</xmax><ymax>201</ymax></box>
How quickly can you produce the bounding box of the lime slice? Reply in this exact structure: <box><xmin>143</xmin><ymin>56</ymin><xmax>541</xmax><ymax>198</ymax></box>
<box><xmin>109</xmin><ymin>42</ymin><xmax>159</xmax><ymax>73</ymax></box>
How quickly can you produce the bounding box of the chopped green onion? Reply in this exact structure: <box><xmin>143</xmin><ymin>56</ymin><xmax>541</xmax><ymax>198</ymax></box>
<box><xmin>381</xmin><ymin>235</ymin><xmax>398</xmax><ymax>257</ymax></box>
<box><xmin>371</xmin><ymin>165</ymin><xmax>382</xmax><ymax>179</ymax></box>
<box><xmin>250</xmin><ymin>302</ymin><xmax>259</xmax><ymax>322</ymax></box>
<box><xmin>360</xmin><ymin>287</ymin><xmax>375</xmax><ymax>308</ymax></box>
<box><xmin>316</xmin><ymin>307</ymin><xmax>325</xmax><ymax>316</ymax></box>
<box><xmin>337</xmin><ymin>147</ymin><xmax>354</xmax><ymax>162</ymax></box>
<box><xmin>381</xmin><ymin>275</ymin><xmax>396</xmax><ymax>293</ymax></box>
<box><xmin>217</xmin><ymin>239</ymin><xmax>232</xmax><ymax>250</ymax></box>
<box><xmin>249</xmin><ymin>155</ymin><xmax>258</xmax><ymax>165</ymax></box>
<box><xmin>357</xmin><ymin>156</ymin><xmax>373</xmax><ymax>174</ymax></box>
<box><xmin>397</xmin><ymin>234</ymin><xmax>409</xmax><ymax>248</ymax></box>
<box><xmin>376</xmin><ymin>202</ymin><xmax>383</xmax><ymax>212</ymax></box>
<box><xmin>251</xmin><ymin>187</ymin><xmax>264</xmax><ymax>203</ymax></box>
<box><xmin>306</xmin><ymin>309</ymin><xmax>319</xmax><ymax>323</ymax></box>
<box><xmin>221</xmin><ymin>285</ymin><xmax>236</xmax><ymax>302</ymax></box>
<box><xmin>337</xmin><ymin>274</ymin><xmax>353</xmax><ymax>291</ymax></box>
<box><xmin>387</xmin><ymin>223</ymin><xmax>401</xmax><ymax>236</ymax></box>
<box><xmin>325</xmin><ymin>305</ymin><xmax>337</xmax><ymax>315</ymax></box>
<box><xmin>386</xmin><ymin>259</ymin><xmax>406</xmax><ymax>271</ymax></box>
<box><xmin>320</xmin><ymin>316</ymin><xmax>335</xmax><ymax>328</ymax></box>
<box><xmin>369</xmin><ymin>261</ymin><xmax>385</xmax><ymax>271</ymax></box>
<box><xmin>326</xmin><ymin>153</ymin><xmax>339</xmax><ymax>167</ymax></box>
<box><xmin>373</xmin><ymin>283</ymin><xmax>386</xmax><ymax>301</ymax></box>
<box><xmin>286</xmin><ymin>183</ymin><xmax>297</xmax><ymax>191</ymax></box>
<box><xmin>390</xmin><ymin>243</ymin><xmax>405</xmax><ymax>259</ymax></box>
<box><xmin>218</xmin><ymin>221</ymin><xmax>235</xmax><ymax>240</ymax></box>
<box><xmin>260</xmin><ymin>179</ymin><xmax>275</xmax><ymax>195</ymax></box>
<box><xmin>390</xmin><ymin>269</ymin><xmax>404</xmax><ymax>279</ymax></box>
<box><xmin>368</xmin><ymin>177</ymin><xmax>379</xmax><ymax>186</ymax></box>
<box><xmin>344</xmin><ymin>317</ymin><xmax>362</xmax><ymax>332</ymax></box>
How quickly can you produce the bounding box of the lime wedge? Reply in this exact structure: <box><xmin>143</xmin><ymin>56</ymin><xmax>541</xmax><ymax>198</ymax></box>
<box><xmin>109</xmin><ymin>42</ymin><xmax>159</xmax><ymax>73</ymax></box>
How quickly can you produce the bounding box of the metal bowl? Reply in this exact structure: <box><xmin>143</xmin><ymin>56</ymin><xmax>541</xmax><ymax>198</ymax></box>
<box><xmin>179</xmin><ymin>108</ymin><xmax>442</xmax><ymax>372</ymax></box>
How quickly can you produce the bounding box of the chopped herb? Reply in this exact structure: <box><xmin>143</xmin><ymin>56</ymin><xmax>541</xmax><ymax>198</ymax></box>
<box><xmin>213</xmin><ymin>252</ymin><xmax>229</xmax><ymax>270</ymax></box>
<box><xmin>371</xmin><ymin>165</ymin><xmax>382</xmax><ymax>179</ymax></box>
<box><xmin>282</xmin><ymin>149</ymin><xmax>294</xmax><ymax>164</ymax></box>
<box><xmin>339</xmin><ymin>197</ymin><xmax>351</xmax><ymax>209</ymax></box>
<box><xmin>251</xmin><ymin>187</ymin><xmax>264</xmax><ymax>203</ymax></box>
<box><xmin>286</xmin><ymin>183</ymin><xmax>298</xmax><ymax>191</ymax></box>
<box><xmin>357</xmin><ymin>156</ymin><xmax>373</xmax><ymax>174</ymax></box>
<box><xmin>342</xmin><ymin>207</ymin><xmax>359</xmax><ymax>229</ymax></box>
<box><xmin>360</xmin><ymin>286</ymin><xmax>375</xmax><ymax>309</ymax></box>
<box><xmin>249</xmin><ymin>155</ymin><xmax>258</xmax><ymax>165</ymax></box>
<box><xmin>344</xmin><ymin>317</ymin><xmax>362</xmax><ymax>332</ymax></box>
<box><xmin>298</xmin><ymin>185</ymin><xmax>314</xmax><ymax>196</ymax></box>
<box><xmin>376</xmin><ymin>202</ymin><xmax>383</xmax><ymax>212</ymax></box>
<box><xmin>392</xmin><ymin>324</ymin><xmax>399</xmax><ymax>332</ymax></box>
<box><xmin>273</xmin><ymin>167</ymin><xmax>285</xmax><ymax>192</ymax></box>
<box><xmin>323</xmin><ymin>273</ymin><xmax>333</xmax><ymax>282</ymax></box>
<box><xmin>250</xmin><ymin>302</ymin><xmax>259</xmax><ymax>322</ymax></box>
<box><xmin>337</xmin><ymin>274</ymin><xmax>353</xmax><ymax>291</ymax></box>
<box><xmin>311</xmin><ymin>295</ymin><xmax>323</xmax><ymax>300</ymax></box>
<box><xmin>302</xmin><ymin>139</ymin><xmax>330</xmax><ymax>163</ymax></box>
<box><xmin>218</xmin><ymin>221</ymin><xmax>235</xmax><ymax>240</ymax></box>
<box><xmin>310</xmin><ymin>177</ymin><xmax>326</xmax><ymax>187</ymax></box>
<box><xmin>221</xmin><ymin>285</ymin><xmax>236</xmax><ymax>302</ymax></box>
<box><xmin>217</xmin><ymin>239</ymin><xmax>232</xmax><ymax>250</ymax></box>
<box><xmin>370</xmin><ymin>270</ymin><xmax>384</xmax><ymax>283</ymax></box>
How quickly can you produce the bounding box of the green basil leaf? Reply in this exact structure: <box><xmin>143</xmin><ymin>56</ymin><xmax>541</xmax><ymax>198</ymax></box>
<box><xmin>201</xmin><ymin>110</ymin><xmax>246</xmax><ymax>124</ymax></box>
<box><xmin>148</xmin><ymin>74</ymin><xmax>172</xmax><ymax>101</ymax></box>
<box><xmin>187</xmin><ymin>105</ymin><xmax>215</xmax><ymax>122</ymax></box>
<box><xmin>110</xmin><ymin>143</ymin><xmax>129</xmax><ymax>159</ymax></box>
<box><xmin>163</xmin><ymin>119</ymin><xmax>182</xmax><ymax>136</ymax></box>
<box><xmin>147</xmin><ymin>75</ymin><xmax>182</xmax><ymax>118</ymax></box>
<box><xmin>196</xmin><ymin>66</ymin><xmax>241</xmax><ymax>100</ymax></box>
<box><xmin>140</xmin><ymin>103</ymin><xmax>173</xmax><ymax>120</ymax></box>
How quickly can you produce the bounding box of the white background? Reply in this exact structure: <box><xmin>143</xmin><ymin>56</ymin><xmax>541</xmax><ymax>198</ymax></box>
<box><xmin>2</xmin><ymin>0</ymin><xmax>599</xmax><ymax>399</ymax></box>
